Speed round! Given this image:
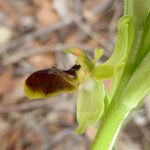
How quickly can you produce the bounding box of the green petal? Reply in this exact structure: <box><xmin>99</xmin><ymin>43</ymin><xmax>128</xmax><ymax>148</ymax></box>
<box><xmin>91</xmin><ymin>65</ymin><xmax>115</xmax><ymax>80</ymax></box>
<box><xmin>76</xmin><ymin>77</ymin><xmax>105</xmax><ymax>134</ymax></box>
<box><xmin>93</xmin><ymin>48</ymin><xmax>104</xmax><ymax>65</ymax></box>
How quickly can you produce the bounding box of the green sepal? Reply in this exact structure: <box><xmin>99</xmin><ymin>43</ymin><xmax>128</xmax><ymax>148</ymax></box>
<box><xmin>76</xmin><ymin>76</ymin><xmax>105</xmax><ymax>134</ymax></box>
<box><xmin>91</xmin><ymin>63</ymin><xmax>124</xmax><ymax>81</ymax></box>
<box><xmin>91</xmin><ymin>65</ymin><xmax>115</xmax><ymax>80</ymax></box>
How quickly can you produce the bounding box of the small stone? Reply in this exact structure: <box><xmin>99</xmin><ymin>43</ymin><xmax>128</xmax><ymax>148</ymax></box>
<box><xmin>0</xmin><ymin>26</ymin><xmax>12</xmax><ymax>44</ymax></box>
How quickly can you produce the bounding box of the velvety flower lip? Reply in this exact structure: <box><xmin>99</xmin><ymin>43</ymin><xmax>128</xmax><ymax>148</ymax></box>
<box><xmin>25</xmin><ymin>64</ymin><xmax>81</xmax><ymax>98</ymax></box>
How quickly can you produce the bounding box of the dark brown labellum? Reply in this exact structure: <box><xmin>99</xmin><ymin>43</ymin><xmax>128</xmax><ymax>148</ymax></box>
<box><xmin>25</xmin><ymin>64</ymin><xmax>80</xmax><ymax>98</ymax></box>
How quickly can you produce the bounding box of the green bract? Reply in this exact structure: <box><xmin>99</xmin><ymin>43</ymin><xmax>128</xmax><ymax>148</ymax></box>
<box><xmin>92</xmin><ymin>16</ymin><xmax>134</xmax><ymax>101</ymax></box>
<box><xmin>121</xmin><ymin>51</ymin><xmax>150</xmax><ymax>109</ymax></box>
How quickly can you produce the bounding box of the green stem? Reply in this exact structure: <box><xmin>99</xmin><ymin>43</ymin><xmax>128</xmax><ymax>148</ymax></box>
<box><xmin>90</xmin><ymin>0</ymin><xmax>150</xmax><ymax>149</ymax></box>
<box><xmin>124</xmin><ymin>0</ymin><xmax>133</xmax><ymax>16</ymax></box>
<box><xmin>90</xmin><ymin>100</ymin><xmax>129</xmax><ymax>150</ymax></box>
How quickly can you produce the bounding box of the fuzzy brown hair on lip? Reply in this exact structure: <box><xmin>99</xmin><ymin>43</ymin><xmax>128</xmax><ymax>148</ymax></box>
<box><xmin>25</xmin><ymin>64</ymin><xmax>81</xmax><ymax>98</ymax></box>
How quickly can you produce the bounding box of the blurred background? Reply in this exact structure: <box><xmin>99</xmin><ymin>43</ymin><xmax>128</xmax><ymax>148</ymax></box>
<box><xmin>0</xmin><ymin>0</ymin><xmax>150</xmax><ymax>150</ymax></box>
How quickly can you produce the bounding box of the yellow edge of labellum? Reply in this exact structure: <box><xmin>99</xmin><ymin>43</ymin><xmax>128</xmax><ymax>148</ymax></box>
<box><xmin>24</xmin><ymin>81</ymin><xmax>76</xmax><ymax>99</ymax></box>
<box><xmin>24</xmin><ymin>65</ymin><xmax>80</xmax><ymax>100</ymax></box>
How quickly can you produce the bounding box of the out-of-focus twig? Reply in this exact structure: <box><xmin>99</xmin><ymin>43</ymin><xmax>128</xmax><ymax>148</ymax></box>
<box><xmin>0</xmin><ymin>20</ymin><xmax>72</xmax><ymax>55</ymax></box>
<box><xmin>91</xmin><ymin>0</ymin><xmax>113</xmax><ymax>15</ymax></box>
<box><xmin>43</xmin><ymin>129</ymin><xmax>74</xmax><ymax>149</ymax></box>
<box><xmin>109</xmin><ymin>0</ymin><xmax>123</xmax><ymax>31</ymax></box>
<box><xmin>0</xmin><ymin>97</ymin><xmax>61</xmax><ymax>114</ymax></box>
<box><xmin>1</xmin><ymin>43</ymin><xmax>106</xmax><ymax>66</ymax></box>
<box><xmin>71</xmin><ymin>15</ymin><xmax>112</xmax><ymax>55</ymax></box>
<box><xmin>42</xmin><ymin>129</ymin><xmax>89</xmax><ymax>150</ymax></box>
<box><xmin>20</xmin><ymin>111</ymin><xmax>51</xmax><ymax>143</ymax></box>
<box><xmin>74</xmin><ymin>0</ymin><xmax>82</xmax><ymax>19</ymax></box>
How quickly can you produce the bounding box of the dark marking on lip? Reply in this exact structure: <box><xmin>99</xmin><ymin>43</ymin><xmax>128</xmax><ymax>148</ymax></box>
<box><xmin>25</xmin><ymin>64</ymin><xmax>81</xmax><ymax>95</ymax></box>
<box><xmin>65</xmin><ymin>65</ymin><xmax>81</xmax><ymax>77</ymax></box>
